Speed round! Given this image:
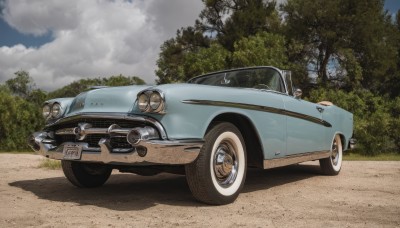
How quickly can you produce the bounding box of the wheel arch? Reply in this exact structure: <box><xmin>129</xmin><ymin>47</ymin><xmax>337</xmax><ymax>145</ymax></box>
<box><xmin>207</xmin><ymin>112</ymin><xmax>264</xmax><ymax>168</ymax></box>
<box><xmin>332</xmin><ymin>131</ymin><xmax>347</xmax><ymax>151</ymax></box>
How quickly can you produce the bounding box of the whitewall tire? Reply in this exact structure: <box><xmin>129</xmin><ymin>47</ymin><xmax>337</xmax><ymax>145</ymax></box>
<box><xmin>185</xmin><ymin>122</ymin><xmax>247</xmax><ymax>205</ymax></box>
<box><xmin>320</xmin><ymin>134</ymin><xmax>343</xmax><ymax>175</ymax></box>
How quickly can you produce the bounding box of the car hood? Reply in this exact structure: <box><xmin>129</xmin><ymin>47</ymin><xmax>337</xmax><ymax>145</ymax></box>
<box><xmin>66</xmin><ymin>85</ymin><xmax>151</xmax><ymax>116</ymax></box>
<box><xmin>65</xmin><ymin>83</ymin><xmax>287</xmax><ymax>117</ymax></box>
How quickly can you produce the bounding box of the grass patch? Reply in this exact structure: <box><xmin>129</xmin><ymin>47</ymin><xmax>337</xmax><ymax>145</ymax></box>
<box><xmin>38</xmin><ymin>159</ymin><xmax>62</xmax><ymax>170</ymax></box>
<box><xmin>344</xmin><ymin>153</ymin><xmax>400</xmax><ymax>161</ymax></box>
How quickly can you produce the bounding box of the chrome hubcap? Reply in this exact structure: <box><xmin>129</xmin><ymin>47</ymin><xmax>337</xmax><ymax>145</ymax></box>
<box><xmin>331</xmin><ymin>139</ymin><xmax>339</xmax><ymax>166</ymax></box>
<box><xmin>213</xmin><ymin>141</ymin><xmax>238</xmax><ymax>187</ymax></box>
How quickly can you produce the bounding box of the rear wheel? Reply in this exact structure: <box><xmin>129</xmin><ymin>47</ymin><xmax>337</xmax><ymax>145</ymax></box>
<box><xmin>320</xmin><ymin>134</ymin><xmax>343</xmax><ymax>175</ymax></box>
<box><xmin>185</xmin><ymin>122</ymin><xmax>247</xmax><ymax>205</ymax></box>
<box><xmin>61</xmin><ymin>161</ymin><xmax>112</xmax><ymax>188</ymax></box>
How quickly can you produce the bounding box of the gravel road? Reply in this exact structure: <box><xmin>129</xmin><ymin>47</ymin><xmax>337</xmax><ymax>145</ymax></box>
<box><xmin>0</xmin><ymin>154</ymin><xmax>399</xmax><ymax>227</ymax></box>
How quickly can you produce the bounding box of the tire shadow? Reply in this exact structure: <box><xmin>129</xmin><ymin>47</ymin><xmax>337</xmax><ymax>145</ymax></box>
<box><xmin>9</xmin><ymin>162</ymin><xmax>322</xmax><ymax>210</ymax></box>
<box><xmin>243</xmin><ymin>162</ymin><xmax>322</xmax><ymax>193</ymax></box>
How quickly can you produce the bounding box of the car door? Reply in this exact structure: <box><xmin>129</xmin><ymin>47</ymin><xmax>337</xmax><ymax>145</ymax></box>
<box><xmin>283</xmin><ymin>96</ymin><xmax>327</xmax><ymax>155</ymax></box>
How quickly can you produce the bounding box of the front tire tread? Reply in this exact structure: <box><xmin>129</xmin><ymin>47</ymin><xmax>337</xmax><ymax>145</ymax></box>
<box><xmin>61</xmin><ymin>161</ymin><xmax>112</xmax><ymax>188</ymax></box>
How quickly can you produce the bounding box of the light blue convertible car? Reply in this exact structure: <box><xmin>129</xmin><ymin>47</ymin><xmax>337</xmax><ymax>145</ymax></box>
<box><xmin>29</xmin><ymin>66</ymin><xmax>354</xmax><ymax>205</ymax></box>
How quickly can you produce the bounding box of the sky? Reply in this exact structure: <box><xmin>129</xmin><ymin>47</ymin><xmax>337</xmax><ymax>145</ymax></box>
<box><xmin>0</xmin><ymin>0</ymin><xmax>204</xmax><ymax>91</ymax></box>
<box><xmin>0</xmin><ymin>0</ymin><xmax>399</xmax><ymax>91</ymax></box>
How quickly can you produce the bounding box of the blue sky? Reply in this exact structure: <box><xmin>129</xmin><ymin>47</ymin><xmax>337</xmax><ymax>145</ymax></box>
<box><xmin>0</xmin><ymin>0</ymin><xmax>399</xmax><ymax>90</ymax></box>
<box><xmin>0</xmin><ymin>19</ymin><xmax>53</xmax><ymax>47</ymax></box>
<box><xmin>385</xmin><ymin>0</ymin><xmax>400</xmax><ymax>15</ymax></box>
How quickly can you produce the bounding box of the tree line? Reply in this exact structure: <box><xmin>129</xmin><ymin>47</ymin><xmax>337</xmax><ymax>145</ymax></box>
<box><xmin>155</xmin><ymin>0</ymin><xmax>400</xmax><ymax>154</ymax></box>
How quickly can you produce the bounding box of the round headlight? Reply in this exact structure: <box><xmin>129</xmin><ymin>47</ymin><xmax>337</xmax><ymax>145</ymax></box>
<box><xmin>51</xmin><ymin>103</ymin><xmax>62</xmax><ymax>118</ymax></box>
<box><xmin>138</xmin><ymin>93</ymin><xmax>149</xmax><ymax>112</ymax></box>
<box><xmin>150</xmin><ymin>92</ymin><xmax>162</xmax><ymax>111</ymax></box>
<box><xmin>42</xmin><ymin>104</ymin><xmax>51</xmax><ymax>118</ymax></box>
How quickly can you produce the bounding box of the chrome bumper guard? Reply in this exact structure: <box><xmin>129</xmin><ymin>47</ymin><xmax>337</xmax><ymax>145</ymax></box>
<box><xmin>28</xmin><ymin>126</ymin><xmax>203</xmax><ymax>165</ymax></box>
<box><xmin>349</xmin><ymin>138</ymin><xmax>357</xmax><ymax>150</ymax></box>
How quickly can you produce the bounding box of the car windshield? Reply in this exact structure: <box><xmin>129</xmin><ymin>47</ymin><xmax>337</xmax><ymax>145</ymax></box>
<box><xmin>188</xmin><ymin>68</ymin><xmax>286</xmax><ymax>93</ymax></box>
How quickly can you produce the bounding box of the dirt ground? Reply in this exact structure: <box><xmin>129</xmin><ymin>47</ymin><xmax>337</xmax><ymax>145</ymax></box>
<box><xmin>0</xmin><ymin>154</ymin><xmax>399</xmax><ymax>228</ymax></box>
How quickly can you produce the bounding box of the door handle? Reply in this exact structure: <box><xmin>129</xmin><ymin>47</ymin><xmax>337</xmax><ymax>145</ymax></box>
<box><xmin>316</xmin><ymin>106</ymin><xmax>324</xmax><ymax>113</ymax></box>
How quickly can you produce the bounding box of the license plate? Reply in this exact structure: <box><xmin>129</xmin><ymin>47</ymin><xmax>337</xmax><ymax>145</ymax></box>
<box><xmin>63</xmin><ymin>144</ymin><xmax>82</xmax><ymax>160</ymax></box>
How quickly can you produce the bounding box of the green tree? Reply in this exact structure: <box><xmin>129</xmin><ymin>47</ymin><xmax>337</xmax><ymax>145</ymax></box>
<box><xmin>282</xmin><ymin>0</ymin><xmax>397</xmax><ymax>92</ymax></box>
<box><xmin>350</xmin><ymin>2</ymin><xmax>398</xmax><ymax>94</ymax></box>
<box><xmin>384</xmin><ymin>10</ymin><xmax>400</xmax><ymax>98</ymax></box>
<box><xmin>47</xmin><ymin>79</ymin><xmax>101</xmax><ymax>99</ymax></box>
<box><xmin>199</xmin><ymin>0</ymin><xmax>280</xmax><ymax>51</ymax></box>
<box><xmin>156</xmin><ymin>0</ymin><xmax>282</xmax><ymax>84</ymax></box>
<box><xmin>232</xmin><ymin>32</ymin><xmax>288</xmax><ymax>68</ymax></box>
<box><xmin>156</xmin><ymin>27</ymin><xmax>210</xmax><ymax>84</ymax></box>
<box><xmin>103</xmin><ymin>74</ymin><xmax>145</xmax><ymax>87</ymax></box>
<box><xmin>28</xmin><ymin>89</ymin><xmax>47</xmax><ymax>106</ymax></box>
<box><xmin>6</xmin><ymin>71</ymin><xmax>34</xmax><ymax>99</ymax></box>
<box><xmin>389</xmin><ymin>97</ymin><xmax>400</xmax><ymax>152</ymax></box>
<box><xmin>307</xmin><ymin>89</ymin><xmax>395</xmax><ymax>155</ymax></box>
<box><xmin>397</xmin><ymin>9</ymin><xmax>400</xmax><ymax>31</ymax></box>
<box><xmin>158</xmin><ymin>32</ymin><xmax>290</xmax><ymax>83</ymax></box>
<box><xmin>183</xmin><ymin>42</ymin><xmax>229</xmax><ymax>79</ymax></box>
<box><xmin>5</xmin><ymin>70</ymin><xmax>47</xmax><ymax>105</ymax></box>
<box><xmin>0</xmin><ymin>88</ymin><xmax>44</xmax><ymax>151</ymax></box>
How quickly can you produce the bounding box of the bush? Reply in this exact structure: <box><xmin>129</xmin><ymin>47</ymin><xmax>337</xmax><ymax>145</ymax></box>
<box><xmin>389</xmin><ymin>97</ymin><xmax>400</xmax><ymax>151</ymax></box>
<box><xmin>0</xmin><ymin>87</ymin><xmax>44</xmax><ymax>151</ymax></box>
<box><xmin>307</xmin><ymin>88</ymin><xmax>397</xmax><ymax>155</ymax></box>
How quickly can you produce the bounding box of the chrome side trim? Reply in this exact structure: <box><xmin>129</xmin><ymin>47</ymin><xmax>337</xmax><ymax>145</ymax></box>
<box><xmin>45</xmin><ymin>113</ymin><xmax>167</xmax><ymax>139</ymax></box>
<box><xmin>263</xmin><ymin>150</ymin><xmax>331</xmax><ymax>169</ymax></box>
<box><xmin>182</xmin><ymin>100</ymin><xmax>332</xmax><ymax>128</ymax></box>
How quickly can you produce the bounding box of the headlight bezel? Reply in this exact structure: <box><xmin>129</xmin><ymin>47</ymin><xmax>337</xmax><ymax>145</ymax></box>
<box><xmin>138</xmin><ymin>93</ymin><xmax>150</xmax><ymax>112</ymax></box>
<box><xmin>42</xmin><ymin>102</ymin><xmax>65</xmax><ymax>121</ymax></box>
<box><xmin>149</xmin><ymin>91</ymin><xmax>164</xmax><ymax>113</ymax></box>
<box><xmin>42</xmin><ymin>104</ymin><xmax>51</xmax><ymax>118</ymax></box>
<box><xmin>51</xmin><ymin>102</ymin><xmax>63</xmax><ymax>118</ymax></box>
<box><xmin>137</xmin><ymin>90</ymin><xmax>165</xmax><ymax>114</ymax></box>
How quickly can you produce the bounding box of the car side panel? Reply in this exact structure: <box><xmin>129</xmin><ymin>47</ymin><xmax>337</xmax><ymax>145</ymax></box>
<box><xmin>321</xmin><ymin>106</ymin><xmax>353</xmax><ymax>150</ymax></box>
<box><xmin>148</xmin><ymin>84</ymin><xmax>287</xmax><ymax>160</ymax></box>
<box><xmin>282</xmin><ymin>97</ymin><xmax>328</xmax><ymax>155</ymax></box>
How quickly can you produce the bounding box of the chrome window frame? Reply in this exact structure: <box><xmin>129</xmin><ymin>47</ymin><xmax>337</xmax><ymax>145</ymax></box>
<box><xmin>187</xmin><ymin>66</ymin><xmax>289</xmax><ymax>95</ymax></box>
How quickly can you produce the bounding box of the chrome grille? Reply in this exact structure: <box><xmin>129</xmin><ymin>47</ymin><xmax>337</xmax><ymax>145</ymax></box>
<box><xmin>51</xmin><ymin>118</ymin><xmax>143</xmax><ymax>149</ymax></box>
<box><xmin>56</xmin><ymin>134</ymin><xmax>133</xmax><ymax>149</ymax></box>
<box><xmin>48</xmin><ymin>118</ymin><xmax>146</xmax><ymax>130</ymax></box>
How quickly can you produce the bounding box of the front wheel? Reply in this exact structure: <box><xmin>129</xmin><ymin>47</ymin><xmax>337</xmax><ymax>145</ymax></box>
<box><xmin>185</xmin><ymin>122</ymin><xmax>247</xmax><ymax>205</ymax></box>
<box><xmin>61</xmin><ymin>161</ymin><xmax>112</xmax><ymax>188</ymax></box>
<box><xmin>319</xmin><ymin>134</ymin><xmax>343</xmax><ymax>175</ymax></box>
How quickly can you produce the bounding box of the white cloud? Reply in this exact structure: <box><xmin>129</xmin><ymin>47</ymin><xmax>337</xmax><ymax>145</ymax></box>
<box><xmin>0</xmin><ymin>0</ymin><xmax>203</xmax><ymax>91</ymax></box>
<box><xmin>2</xmin><ymin>0</ymin><xmax>80</xmax><ymax>36</ymax></box>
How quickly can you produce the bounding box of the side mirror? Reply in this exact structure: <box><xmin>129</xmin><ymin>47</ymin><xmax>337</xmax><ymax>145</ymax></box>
<box><xmin>294</xmin><ymin>88</ymin><xmax>302</xmax><ymax>99</ymax></box>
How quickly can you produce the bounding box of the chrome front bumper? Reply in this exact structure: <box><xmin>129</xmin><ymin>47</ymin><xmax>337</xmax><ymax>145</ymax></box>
<box><xmin>28</xmin><ymin>114</ymin><xmax>204</xmax><ymax>165</ymax></box>
<box><xmin>29</xmin><ymin>131</ymin><xmax>203</xmax><ymax>165</ymax></box>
